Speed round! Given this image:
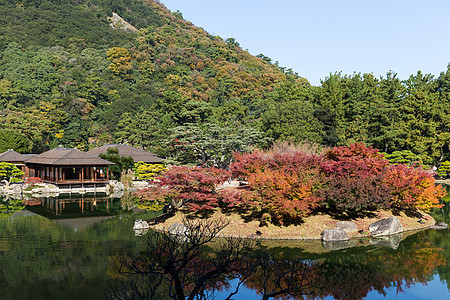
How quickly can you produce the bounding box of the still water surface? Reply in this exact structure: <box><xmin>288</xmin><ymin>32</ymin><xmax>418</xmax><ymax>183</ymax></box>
<box><xmin>0</xmin><ymin>192</ymin><xmax>448</xmax><ymax>299</ymax></box>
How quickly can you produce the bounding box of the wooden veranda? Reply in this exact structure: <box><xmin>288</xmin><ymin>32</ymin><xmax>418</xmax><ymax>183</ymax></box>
<box><xmin>24</xmin><ymin>146</ymin><xmax>114</xmax><ymax>186</ymax></box>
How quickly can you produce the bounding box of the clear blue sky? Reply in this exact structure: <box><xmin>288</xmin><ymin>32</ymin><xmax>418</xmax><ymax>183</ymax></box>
<box><xmin>160</xmin><ymin>0</ymin><xmax>450</xmax><ymax>86</ymax></box>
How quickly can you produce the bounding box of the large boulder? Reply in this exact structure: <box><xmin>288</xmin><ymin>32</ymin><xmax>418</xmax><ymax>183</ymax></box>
<box><xmin>132</xmin><ymin>181</ymin><xmax>149</xmax><ymax>189</ymax></box>
<box><xmin>335</xmin><ymin>221</ymin><xmax>358</xmax><ymax>232</ymax></box>
<box><xmin>113</xmin><ymin>182</ymin><xmax>124</xmax><ymax>192</ymax></box>
<box><xmin>168</xmin><ymin>223</ymin><xmax>189</xmax><ymax>236</ymax></box>
<box><xmin>133</xmin><ymin>219</ymin><xmax>150</xmax><ymax>230</ymax></box>
<box><xmin>369</xmin><ymin>217</ymin><xmax>403</xmax><ymax>237</ymax></box>
<box><xmin>321</xmin><ymin>227</ymin><xmax>349</xmax><ymax>242</ymax></box>
<box><xmin>32</xmin><ymin>185</ymin><xmax>50</xmax><ymax>194</ymax></box>
<box><xmin>429</xmin><ymin>222</ymin><xmax>448</xmax><ymax>230</ymax></box>
<box><xmin>12</xmin><ymin>184</ymin><xmax>22</xmax><ymax>194</ymax></box>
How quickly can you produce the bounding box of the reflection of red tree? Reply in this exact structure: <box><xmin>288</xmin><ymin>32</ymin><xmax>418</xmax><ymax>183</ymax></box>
<box><xmin>181</xmin><ymin>256</ymin><xmax>234</xmax><ymax>294</ymax></box>
<box><xmin>381</xmin><ymin>243</ymin><xmax>446</xmax><ymax>286</ymax></box>
<box><xmin>309</xmin><ymin>236</ymin><xmax>446</xmax><ymax>300</ymax></box>
<box><xmin>112</xmin><ymin>230</ymin><xmax>445</xmax><ymax>300</ymax></box>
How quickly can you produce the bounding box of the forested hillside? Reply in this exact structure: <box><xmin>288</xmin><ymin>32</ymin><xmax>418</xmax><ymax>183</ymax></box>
<box><xmin>0</xmin><ymin>0</ymin><xmax>449</xmax><ymax>167</ymax></box>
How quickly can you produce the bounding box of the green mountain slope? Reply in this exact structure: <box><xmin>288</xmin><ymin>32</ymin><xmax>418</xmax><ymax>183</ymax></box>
<box><xmin>0</xmin><ymin>0</ymin><xmax>301</xmax><ymax>162</ymax></box>
<box><xmin>1</xmin><ymin>0</ymin><xmax>450</xmax><ymax>167</ymax></box>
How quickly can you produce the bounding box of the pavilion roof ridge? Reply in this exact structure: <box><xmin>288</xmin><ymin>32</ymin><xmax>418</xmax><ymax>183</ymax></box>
<box><xmin>24</xmin><ymin>147</ymin><xmax>114</xmax><ymax>166</ymax></box>
<box><xmin>0</xmin><ymin>149</ymin><xmax>27</xmax><ymax>163</ymax></box>
<box><xmin>87</xmin><ymin>144</ymin><xmax>162</xmax><ymax>163</ymax></box>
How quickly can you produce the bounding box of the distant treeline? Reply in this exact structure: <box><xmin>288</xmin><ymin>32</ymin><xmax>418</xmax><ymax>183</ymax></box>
<box><xmin>0</xmin><ymin>0</ymin><xmax>449</xmax><ymax>167</ymax></box>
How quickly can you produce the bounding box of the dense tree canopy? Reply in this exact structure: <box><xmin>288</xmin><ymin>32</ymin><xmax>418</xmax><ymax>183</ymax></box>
<box><xmin>98</xmin><ymin>147</ymin><xmax>134</xmax><ymax>180</ymax></box>
<box><xmin>0</xmin><ymin>162</ymin><xmax>24</xmax><ymax>183</ymax></box>
<box><xmin>0</xmin><ymin>0</ymin><xmax>449</xmax><ymax>168</ymax></box>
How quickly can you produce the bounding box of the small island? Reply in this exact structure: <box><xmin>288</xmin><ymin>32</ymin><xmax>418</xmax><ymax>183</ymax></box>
<box><xmin>154</xmin><ymin>209</ymin><xmax>436</xmax><ymax>241</ymax></box>
<box><xmin>135</xmin><ymin>143</ymin><xmax>445</xmax><ymax>244</ymax></box>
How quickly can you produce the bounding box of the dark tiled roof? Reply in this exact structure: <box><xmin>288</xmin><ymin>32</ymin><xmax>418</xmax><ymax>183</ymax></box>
<box><xmin>0</xmin><ymin>149</ymin><xmax>26</xmax><ymax>163</ymax></box>
<box><xmin>87</xmin><ymin>144</ymin><xmax>163</xmax><ymax>163</ymax></box>
<box><xmin>24</xmin><ymin>147</ymin><xmax>114</xmax><ymax>166</ymax></box>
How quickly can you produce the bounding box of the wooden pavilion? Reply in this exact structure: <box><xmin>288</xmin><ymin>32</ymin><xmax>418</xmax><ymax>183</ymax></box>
<box><xmin>0</xmin><ymin>149</ymin><xmax>28</xmax><ymax>173</ymax></box>
<box><xmin>0</xmin><ymin>149</ymin><xmax>26</xmax><ymax>165</ymax></box>
<box><xmin>24</xmin><ymin>146</ymin><xmax>114</xmax><ymax>187</ymax></box>
<box><xmin>87</xmin><ymin>143</ymin><xmax>163</xmax><ymax>163</ymax></box>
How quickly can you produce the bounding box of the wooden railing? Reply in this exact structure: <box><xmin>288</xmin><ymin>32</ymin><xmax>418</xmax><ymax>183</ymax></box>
<box><xmin>41</xmin><ymin>178</ymin><xmax>109</xmax><ymax>184</ymax></box>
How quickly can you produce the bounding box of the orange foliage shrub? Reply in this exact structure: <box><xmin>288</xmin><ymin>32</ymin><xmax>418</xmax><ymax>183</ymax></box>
<box><xmin>227</xmin><ymin>143</ymin><xmax>445</xmax><ymax>224</ymax></box>
<box><xmin>229</xmin><ymin>150</ymin><xmax>323</xmax><ymax>225</ymax></box>
<box><xmin>384</xmin><ymin>164</ymin><xmax>445</xmax><ymax>212</ymax></box>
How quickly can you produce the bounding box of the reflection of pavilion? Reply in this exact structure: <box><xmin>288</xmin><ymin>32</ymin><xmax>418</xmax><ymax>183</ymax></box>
<box><xmin>54</xmin><ymin>216</ymin><xmax>113</xmax><ymax>232</ymax></box>
<box><xmin>25</xmin><ymin>193</ymin><xmax>115</xmax><ymax>219</ymax></box>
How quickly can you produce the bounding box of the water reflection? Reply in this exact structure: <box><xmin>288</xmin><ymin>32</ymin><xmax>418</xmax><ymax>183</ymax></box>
<box><xmin>1</xmin><ymin>191</ymin><xmax>134</xmax><ymax>220</ymax></box>
<box><xmin>109</xmin><ymin>219</ymin><xmax>318</xmax><ymax>300</ymax></box>
<box><xmin>0</xmin><ymin>193</ymin><xmax>24</xmax><ymax>219</ymax></box>
<box><xmin>309</xmin><ymin>233</ymin><xmax>447</xmax><ymax>299</ymax></box>
<box><xmin>0</xmin><ymin>211</ymin><xmax>159</xmax><ymax>300</ymax></box>
<box><xmin>0</xmin><ymin>197</ymin><xmax>448</xmax><ymax>299</ymax></box>
<box><xmin>368</xmin><ymin>232</ymin><xmax>403</xmax><ymax>249</ymax></box>
<box><xmin>26</xmin><ymin>194</ymin><xmax>114</xmax><ymax>218</ymax></box>
<box><xmin>434</xmin><ymin>183</ymin><xmax>450</xmax><ymax>224</ymax></box>
<box><xmin>109</xmin><ymin>219</ymin><xmax>448</xmax><ymax>300</ymax></box>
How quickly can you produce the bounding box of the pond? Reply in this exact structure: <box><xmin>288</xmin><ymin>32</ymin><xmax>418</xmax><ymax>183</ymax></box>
<box><xmin>0</xmin><ymin>192</ymin><xmax>448</xmax><ymax>299</ymax></box>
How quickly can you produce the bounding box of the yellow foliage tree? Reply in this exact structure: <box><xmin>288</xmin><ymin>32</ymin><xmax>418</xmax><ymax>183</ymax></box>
<box><xmin>134</xmin><ymin>162</ymin><xmax>166</xmax><ymax>180</ymax></box>
<box><xmin>106</xmin><ymin>47</ymin><xmax>133</xmax><ymax>79</ymax></box>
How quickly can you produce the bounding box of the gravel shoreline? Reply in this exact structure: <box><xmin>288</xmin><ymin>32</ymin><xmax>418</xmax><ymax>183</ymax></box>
<box><xmin>152</xmin><ymin>209</ymin><xmax>435</xmax><ymax>241</ymax></box>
